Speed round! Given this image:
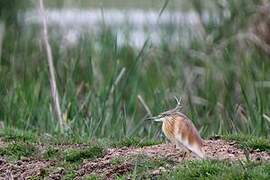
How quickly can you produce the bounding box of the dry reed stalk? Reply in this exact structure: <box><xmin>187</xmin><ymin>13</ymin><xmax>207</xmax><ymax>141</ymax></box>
<box><xmin>39</xmin><ymin>0</ymin><xmax>64</xmax><ymax>132</ymax></box>
<box><xmin>0</xmin><ymin>22</ymin><xmax>4</xmax><ymax>61</ymax></box>
<box><xmin>138</xmin><ymin>94</ymin><xmax>152</xmax><ymax>116</ymax></box>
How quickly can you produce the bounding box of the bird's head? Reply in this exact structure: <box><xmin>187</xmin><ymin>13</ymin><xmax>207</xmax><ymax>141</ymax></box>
<box><xmin>146</xmin><ymin>96</ymin><xmax>182</xmax><ymax>122</ymax></box>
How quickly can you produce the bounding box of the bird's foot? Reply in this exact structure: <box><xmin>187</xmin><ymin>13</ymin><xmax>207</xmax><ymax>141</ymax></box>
<box><xmin>182</xmin><ymin>151</ymin><xmax>187</xmax><ymax>160</ymax></box>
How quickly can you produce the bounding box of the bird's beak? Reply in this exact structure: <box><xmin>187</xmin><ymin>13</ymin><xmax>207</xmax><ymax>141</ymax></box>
<box><xmin>145</xmin><ymin>115</ymin><xmax>165</xmax><ymax>122</ymax></box>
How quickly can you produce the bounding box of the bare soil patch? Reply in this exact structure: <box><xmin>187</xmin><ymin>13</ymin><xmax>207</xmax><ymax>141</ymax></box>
<box><xmin>0</xmin><ymin>158</ymin><xmax>53</xmax><ymax>179</ymax></box>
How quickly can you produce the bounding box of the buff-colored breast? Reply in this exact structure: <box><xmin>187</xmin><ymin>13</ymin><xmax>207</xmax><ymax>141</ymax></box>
<box><xmin>162</xmin><ymin>116</ymin><xmax>177</xmax><ymax>143</ymax></box>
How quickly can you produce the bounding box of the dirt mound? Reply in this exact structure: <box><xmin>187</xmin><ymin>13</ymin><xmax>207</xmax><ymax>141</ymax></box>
<box><xmin>0</xmin><ymin>139</ymin><xmax>269</xmax><ymax>179</ymax></box>
<box><xmin>0</xmin><ymin>158</ymin><xmax>53</xmax><ymax>179</ymax></box>
<box><xmin>77</xmin><ymin>139</ymin><xmax>270</xmax><ymax>178</ymax></box>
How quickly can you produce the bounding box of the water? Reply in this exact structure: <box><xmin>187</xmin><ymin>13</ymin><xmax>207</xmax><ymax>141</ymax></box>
<box><xmin>23</xmin><ymin>1</ymin><xmax>223</xmax><ymax>48</ymax></box>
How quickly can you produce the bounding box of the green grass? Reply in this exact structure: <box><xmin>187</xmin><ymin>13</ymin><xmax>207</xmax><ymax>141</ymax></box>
<box><xmin>28</xmin><ymin>169</ymin><xmax>48</xmax><ymax>180</ymax></box>
<box><xmin>56</xmin><ymin>162</ymin><xmax>81</xmax><ymax>179</ymax></box>
<box><xmin>0</xmin><ymin>128</ymin><xmax>37</xmax><ymax>142</ymax></box>
<box><xmin>224</xmin><ymin>134</ymin><xmax>270</xmax><ymax>152</ymax></box>
<box><xmin>42</xmin><ymin>147</ymin><xmax>61</xmax><ymax>159</ymax></box>
<box><xmin>113</xmin><ymin>154</ymin><xmax>176</xmax><ymax>179</ymax></box>
<box><xmin>115</xmin><ymin>156</ymin><xmax>270</xmax><ymax>179</ymax></box>
<box><xmin>63</xmin><ymin>171</ymin><xmax>77</xmax><ymax>180</ymax></box>
<box><xmin>132</xmin><ymin>155</ymin><xmax>174</xmax><ymax>177</ymax></box>
<box><xmin>0</xmin><ymin>142</ymin><xmax>37</xmax><ymax>160</ymax></box>
<box><xmin>83</xmin><ymin>174</ymin><xmax>102</xmax><ymax>180</ymax></box>
<box><xmin>111</xmin><ymin>156</ymin><xmax>126</xmax><ymax>166</ymax></box>
<box><xmin>39</xmin><ymin>133</ymin><xmax>91</xmax><ymax>145</ymax></box>
<box><xmin>64</xmin><ymin>145</ymin><xmax>105</xmax><ymax>163</ymax></box>
<box><xmin>161</xmin><ymin>160</ymin><xmax>270</xmax><ymax>180</ymax></box>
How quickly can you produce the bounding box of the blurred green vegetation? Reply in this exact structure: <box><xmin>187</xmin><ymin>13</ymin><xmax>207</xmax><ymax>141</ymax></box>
<box><xmin>0</xmin><ymin>0</ymin><xmax>32</xmax><ymax>27</ymax></box>
<box><xmin>0</xmin><ymin>0</ymin><xmax>269</xmax><ymax>141</ymax></box>
<box><xmin>45</xmin><ymin>0</ymin><xmax>188</xmax><ymax>10</ymax></box>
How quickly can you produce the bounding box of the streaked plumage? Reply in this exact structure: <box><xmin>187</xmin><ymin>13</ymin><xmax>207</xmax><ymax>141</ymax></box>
<box><xmin>149</xmin><ymin>98</ymin><xmax>205</xmax><ymax>159</ymax></box>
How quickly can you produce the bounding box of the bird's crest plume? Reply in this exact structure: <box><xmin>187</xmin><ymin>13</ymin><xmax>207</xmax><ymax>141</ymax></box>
<box><xmin>160</xmin><ymin>96</ymin><xmax>183</xmax><ymax>116</ymax></box>
<box><xmin>145</xmin><ymin>96</ymin><xmax>183</xmax><ymax>121</ymax></box>
<box><xmin>172</xmin><ymin>96</ymin><xmax>182</xmax><ymax>112</ymax></box>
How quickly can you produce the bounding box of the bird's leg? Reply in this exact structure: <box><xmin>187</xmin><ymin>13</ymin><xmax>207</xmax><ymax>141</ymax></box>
<box><xmin>183</xmin><ymin>149</ymin><xmax>193</xmax><ymax>160</ymax></box>
<box><xmin>166</xmin><ymin>139</ymin><xmax>176</xmax><ymax>149</ymax></box>
<box><xmin>182</xmin><ymin>151</ymin><xmax>187</xmax><ymax>159</ymax></box>
<box><xmin>175</xmin><ymin>143</ymin><xmax>192</xmax><ymax>160</ymax></box>
<box><xmin>171</xmin><ymin>141</ymin><xmax>176</xmax><ymax>148</ymax></box>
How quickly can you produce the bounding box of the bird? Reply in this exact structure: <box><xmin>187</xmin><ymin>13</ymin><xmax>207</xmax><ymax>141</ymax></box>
<box><xmin>147</xmin><ymin>97</ymin><xmax>205</xmax><ymax>159</ymax></box>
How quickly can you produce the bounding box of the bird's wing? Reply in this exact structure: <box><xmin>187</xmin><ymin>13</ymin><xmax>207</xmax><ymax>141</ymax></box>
<box><xmin>175</xmin><ymin>116</ymin><xmax>205</xmax><ymax>159</ymax></box>
<box><xmin>176</xmin><ymin>134</ymin><xmax>205</xmax><ymax>159</ymax></box>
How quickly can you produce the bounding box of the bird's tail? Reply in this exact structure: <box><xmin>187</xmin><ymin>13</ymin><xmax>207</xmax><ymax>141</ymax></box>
<box><xmin>176</xmin><ymin>135</ymin><xmax>205</xmax><ymax>159</ymax></box>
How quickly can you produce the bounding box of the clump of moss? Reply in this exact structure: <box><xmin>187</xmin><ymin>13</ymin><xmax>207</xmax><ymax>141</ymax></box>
<box><xmin>134</xmin><ymin>155</ymin><xmax>171</xmax><ymax>170</ymax></box>
<box><xmin>111</xmin><ymin>156</ymin><xmax>126</xmax><ymax>166</ymax></box>
<box><xmin>42</xmin><ymin>147</ymin><xmax>61</xmax><ymax>159</ymax></box>
<box><xmin>0</xmin><ymin>128</ymin><xmax>37</xmax><ymax>142</ymax></box>
<box><xmin>40</xmin><ymin>133</ymin><xmax>91</xmax><ymax>145</ymax></box>
<box><xmin>83</xmin><ymin>174</ymin><xmax>102</xmax><ymax>180</ymax></box>
<box><xmin>62</xmin><ymin>170</ymin><xmax>77</xmax><ymax>180</ymax></box>
<box><xmin>167</xmin><ymin>160</ymin><xmax>227</xmax><ymax>179</ymax></box>
<box><xmin>65</xmin><ymin>145</ymin><xmax>105</xmax><ymax>163</ymax></box>
<box><xmin>0</xmin><ymin>142</ymin><xmax>37</xmax><ymax>159</ymax></box>
<box><xmin>28</xmin><ymin>168</ymin><xmax>48</xmax><ymax>180</ymax></box>
<box><xmin>131</xmin><ymin>155</ymin><xmax>175</xmax><ymax>178</ymax></box>
<box><xmin>223</xmin><ymin>134</ymin><xmax>270</xmax><ymax>152</ymax></box>
<box><xmin>116</xmin><ymin>154</ymin><xmax>175</xmax><ymax>179</ymax></box>
<box><xmin>112</xmin><ymin>137</ymin><xmax>161</xmax><ymax>148</ymax></box>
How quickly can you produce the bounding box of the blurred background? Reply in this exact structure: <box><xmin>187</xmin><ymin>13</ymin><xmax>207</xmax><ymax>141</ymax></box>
<box><xmin>0</xmin><ymin>0</ymin><xmax>269</xmax><ymax>139</ymax></box>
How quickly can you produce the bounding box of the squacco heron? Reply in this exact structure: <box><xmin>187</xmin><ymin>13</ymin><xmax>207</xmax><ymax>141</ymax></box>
<box><xmin>148</xmin><ymin>97</ymin><xmax>205</xmax><ymax>159</ymax></box>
